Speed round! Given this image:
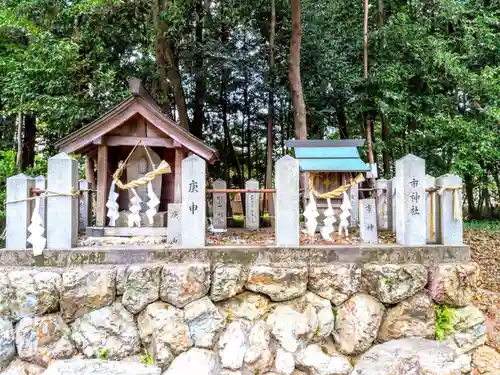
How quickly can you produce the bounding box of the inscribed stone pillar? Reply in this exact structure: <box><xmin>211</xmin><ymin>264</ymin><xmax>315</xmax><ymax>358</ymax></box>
<box><xmin>167</xmin><ymin>203</ymin><xmax>182</xmax><ymax>246</ymax></box>
<box><xmin>425</xmin><ymin>175</ymin><xmax>438</xmax><ymax>244</ymax></box>
<box><xmin>275</xmin><ymin>156</ymin><xmax>300</xmax><ymax>247</ymax></box>
<box><xmin>359</xmin><ymin>199</ymin><xmax>378</xmax><ymax>244</ymax></box>
<box><xmin>78</xmin><ymin>179</ymin><xmax>91</xmax><ymax>233</ymax></box>
<box><xmin>6</xmin><ymin>174</ymin><xmax>34</xmax><ymax>249</ymax></box>
<box><xmin>375</xmin><ymin>178</ymin><xmax>391</xmax><ymax>230</ymax></box>
<box><xmin>245</xmin><ymin>179</ymin><xmax>260</xmax><ymax>230</ymax></box>
<box><xmin>35</xmin><ymin>175</ymin><xmax>47</xmax><ymax>230</ymax></box>
<box><xmin>348</xmin><ymin>183</ymin><xmax>359</xmax><ymax>227</ymax></box>
<box><xmin>47</xmin><ymin>153</ymin><xmax>78</xmax><ymax>249</ymax></box>
<box><xmin>436</xmin><ymin>174</ymin><xmax>463</xmax><ymax>245</ymax></box>
<box><xmin>212</xmin><ymin>179</ymin><xmax>227</xmax><ymax>229</ymax></box>
<box><xmin>391</xmin><ymin>177</ymin><xmax>397</xmax><ymax>234</ymax></box>
<box><xmin>181</xmin><ymin>155</ymin><xmax>206</xmax><ymax>247</ymax></box>
<box><xmin>395</xmin><ymin>154</ymin><xmax>426</xmax><ymax>245</ymax></box>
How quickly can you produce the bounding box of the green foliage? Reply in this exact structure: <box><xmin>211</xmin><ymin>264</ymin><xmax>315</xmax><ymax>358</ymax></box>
<box><xmin>96</xmin><ymin>347</ymin><xmax>109</xmax><ymax>360</ymax></box>
<box><xmin>435</xmin><ymin>305</ymin><xmax>456</xmax><ymax>340</ymax></box>
<box><xmin>464</xmin><ymin>220</ymin><xmax>500</xmax><ymax>231</ymax></box>
<box><xmin>140</xmin><ymin>349</ymin><xmax>153</xmax><ymax>365</ymax></box>
<box><xmin>382</xmin><ymin>277</ymin><xmax>394</xmax><ymax>285</ymax></box>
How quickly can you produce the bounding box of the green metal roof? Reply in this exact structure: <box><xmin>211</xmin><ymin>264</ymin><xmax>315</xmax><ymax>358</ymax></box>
<box><xmin>286</xmin><ymin>139</ymin><xmax>370</xmax><ymax>172</ymax></box>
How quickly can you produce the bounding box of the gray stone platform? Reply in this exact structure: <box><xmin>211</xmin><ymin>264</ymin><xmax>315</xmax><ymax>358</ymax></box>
<box><xmin>0</xmin><ymin>244</ymin><xmax>469</xmax><ymax>268</ymax></box>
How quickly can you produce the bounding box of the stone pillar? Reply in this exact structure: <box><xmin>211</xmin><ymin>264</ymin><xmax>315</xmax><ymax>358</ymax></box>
<box><xmin>348</xmin><ymin>183</ymin><xmax>359</xmax><ymax>227</ymax></box>
<box><xmin>181</xmin><ymin>155</ymin><xmax>206</xmax><ymax>247</ymax></box>
<box><xmin>425</xmin><ymin>175</ymin><xmax>438</xmax><ymax>244</ymax></box>
<box><xmin>375</xmin><ymin>178</ymin><xmax>392</xmax><ymax>230</ymax></box>
<box><xmin>212</xmin><ymin>179</ymin><xmax>227</xmax><ymax>229</ymax></box>
<box><xmin>35</xmin><ymin>175</ymin><xmax>47</xmax><ymax>230</ymax></box>
<box><xmin>391</xmin><ymin>177</ymin><xmax>397</xmax><ymax>234</ymax></box>
<box><xmin>359</xmin><ymin>198</ymin><xmax>378</xmax><ymax>243</ymax></box>
<box><xmin>275</xmin><ymin>156</ymin><xmax>300</xmax><ymax>247</ymax></box>
<box><xmin>47</xmin><ymin>153</ymin><xmax>78</xmax><ymax>249</ymax></box>
<box><xmin>78</xmin><ymin>179</ymin><xmax>92</xmax><ymax>233</ymax></box>
<box><xmin>167</xmin><ymin>203</ymin><xmax>182</xmax><ymax>246</ymax></box>
<box><xmin>395</xmin><ymin>154</ymin><xmax>426</xmax><ymax>245</ymax></box>
<box><xmin>245</xmin><ymin>179</ymin><xmax>260</xmax><ymax>230</ymax></box>
<box><xmin>436</xmin><ymin>174</ymin><xmax>463</xmax><ymax>245</ymax></box>
<box><xmin>6</xmin><ymin>174</ymin><xmax>34</xmax><ymax>249</ymax></box>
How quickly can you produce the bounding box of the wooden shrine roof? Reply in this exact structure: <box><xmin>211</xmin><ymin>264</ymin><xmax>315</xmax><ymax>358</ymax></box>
<box><xmin>55</xmin><ymin>78</ymin><xmax>218</xmax><ymax>163</ymax></box>
<box><xmin>286</xmin><ymin>139</ymin><xmax>370</xmax><ymax>172</ymax></box>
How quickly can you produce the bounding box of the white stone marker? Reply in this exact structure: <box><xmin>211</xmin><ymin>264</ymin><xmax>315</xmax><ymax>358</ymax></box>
<box><xmin>395</xmin><ymin>154</ymin><xmax>426</xmax><ymax>245</ymax></box>
<box><xmin>6</xmin><ymin>174</ymin><xmax>35</xmax><ymax>249</ymax></box>
<box><xmin>275</xmin><ymin>156</ymin><xmax>300</xmax><ymax>247</ymax></box>
<box><xmin>35</xmin><ymin>175</ymin><xmax>47</xmax><ymax>230</ymax></box>
<box><xmin>436</xmin><ymin>174</ymin><xmax>463</xmax><ymax>245</ymax></box>
<box><xmin>181</xmin><ymin>154</ymin><xmax>206</xmax><ymax>247</ymax></box>
<box><xmin>47</xmin><ymin>153</ymin><xmax>78</xmax><ymax>249</ymax></box>
<box><xmin>245</xmin><ymin>179</ymin><xmax>260</xmax><ymax>230</ymax></box>
<box><xmin>391</xmin><ymin>177</ymin><xmax>397</xmax><ymax>234</ymax></box>
<box><xmin>167</xmin><ymin>203</ymin><xmax>182</xmax><ymax>246</ymax></box>
<box><xmin>375</xmin><ymin>178</ymin><xmax>390</xmax><ymax>230</ymax></box>
<box><xmin>348</xmin><ymin>183</ymin><xmax>359</xmax><ymax>227</ymax></box>
<box><xmin>78</xmin><ymin>179</ymin><xmax>91</xmax><ymax>233</ymax></box>
<box><xmin>359</xmin><ymin>198</ymin><xmax>378</xmax><ymax>243</ymax></box>
<box><xmin>425</xmin><ymin>175</ymin><xmax>438</xmax><ymax>244</ymax></box>
<box><xmin>212</xmin><ymin>179</ymin><xmax>227</xmax><ymax>229</ymax></box>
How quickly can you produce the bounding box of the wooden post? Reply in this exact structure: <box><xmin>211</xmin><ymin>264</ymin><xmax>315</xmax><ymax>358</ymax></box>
<box><xmin>85</xmin><ymin>156</ymin><xmax>96</xmax><ymax>186</ymax></box>
<box><xmin>174</xmin><ymin>148</ymin><xmax>183</xmax><ymax>203</ymax></box>
<box><xmin>96</xmin><ymin>145</ymin><xmax>109</xmax><ymax>227</ymax></box>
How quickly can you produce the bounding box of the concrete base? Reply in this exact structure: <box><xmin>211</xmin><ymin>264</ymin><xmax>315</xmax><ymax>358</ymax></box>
<box><xmin>0</xmin><ymin>244</ymin><xmax>469</xmax><ymax>267</ymax></box>
<box><xmin>86</xmin><ymin>226</ymin><xmax>168</xmax><ymax>237</ymax></box>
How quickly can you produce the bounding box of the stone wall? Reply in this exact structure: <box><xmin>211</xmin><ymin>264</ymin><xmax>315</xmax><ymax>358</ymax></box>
<box><xmin>0</xmin><ymin>260</ymin><xmax>492</xmax><ymax>375</ymax></box>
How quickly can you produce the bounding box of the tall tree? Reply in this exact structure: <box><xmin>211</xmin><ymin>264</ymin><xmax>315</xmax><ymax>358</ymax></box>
<box><xmin>266</xmin><ymin>0</ymin><xmax>276</xmax><ymax>216</ymax></box>
<box><xmin>289</xmin><ymin>0</ymin><xmax>307</xmax><ymax>140</ymax></box>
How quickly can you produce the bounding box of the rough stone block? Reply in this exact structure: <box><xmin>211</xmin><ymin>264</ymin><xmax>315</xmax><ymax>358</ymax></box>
<box><xmin>448</xmin><ymin>305</ymin><xmax>486</xmax><ymax>354</ymax></box>
<box><xmin>0</xmin><ymin>318</ymin><xmax>15</xmax><ymax>370</ymax></box>
<box><xmin>8</xmin><ymin>270</ymin><xmax>61</xmax><ymax>321</ymax></box>
<box><xmin>137</xmin><ymin>301</ymin><xmax>192</xmax><ymax>369</ymax></box>
<box><xmin>308</xmin><ymin>264</ymin><xmax>361</xmax><ymax>306</ymax></box>
<box><xmin>361</xmin><ymin>264</ymin><xmax>428</xmax><ymax>304</ymax></box>
<box><xmin>428</xmin><ymin>263</ymin><xmax>478</xmax><ymax>307</ymax></box>
<box><xmin>184</xmin><ymin>297</ymin><xmax>226</xmax><ymax>349</ymax></box>
<box><xmin>245</xmin><ymin>265</ymin><xmax>307</xmax><ymax>301</ymax></box>
<box><xmin>60</xmin><ymin>268</ymin><xmax>116</xmax><ymax>322</ymax></box>
<box><xmin>163</xmin><ymin>348</ymin><xmax>220</xmax><ymax>375</ymax></box>
<box><xmin>378</xmin><ymin>292</ymin><xmax>435</xmax><ymax>342</ymax></box>
<box><xmin>295</xmin><ymin>344</ymin><xmax>352</xmax><ymax>375</ymax></box>
<box><xmin>44</xmin><ymin>359</ymin><xmax>161</xmax><ymax>375</ymax></box>
<box><xmin>160</xmin><ymin>263</ymin><xmax>211</xmax><ymax>308</ymax></box>
<box><xmin>332</xmin><ymin>293</ymin><xmax>385</xmax><ymax>355</ymax></box>
<box><xmin>1</xmin><ymin>358</ymin><xmax>44</xmax><ymax>375</ymax></box>
<box><xmin>70</xmin><ymin>302</ymin><xmax>140</xmax><ymax>360</ymax></box>
<box><xmin>16</xmin><ymin>314</ymin><xmax>75</xmax><ymax>367</ymax></box>
<box><xmin>121</xmin><ymin>264</ymin><xmax>161</xmax><ymax>314</ymax></box>
<box><xmin>210</xmin><ymin>264</ymin><xmax>247</xmax><ymax>302</ymax></box>
<box><xmin>215</xmin><ymin>292</ymin><xmax>271</xmax><ymax>322</ymax></box>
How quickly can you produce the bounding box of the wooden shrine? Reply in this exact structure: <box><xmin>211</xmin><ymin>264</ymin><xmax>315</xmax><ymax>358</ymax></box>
<box><xmin>286</xmin><ymin>139</ymin><xmax>369</xmax><ymax>227</ymax></box>
<box><xmin>55</xmin><ymin>78</ymin><xmax>217</xmax><ymax>235</ymax></box>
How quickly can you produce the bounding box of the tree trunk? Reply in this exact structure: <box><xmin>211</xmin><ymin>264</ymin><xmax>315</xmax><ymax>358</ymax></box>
<box><xmin>381</xmin><ymin>114</ymin><xmax>391</xmax><ymax>178</ymax></box>
<box><xmin>464</xmin><ymin>175</ymin><xmax>477</xmax><ymax>219</ymax></box>
<box><xmin>154</xmin><ymin>0</ymin><xmax>190</xmax><ymax>131</ymax></box>
<box><xmin>336</xmin><ymin>105</ymin><xmax>349</xmax><ymax>139</ymax></box>
<box><xmin>192</xmin><ymin>0</ymin><xmax>205</xmax><ymax>139</ymax></box>
<box><xmin>244</xmin><ymin>72</ymin><xmax>252</xmax><ymax>180</ymax></box>
<box><xmin>15</xmin><ymin>112</ymin><xmax>23</xmax><ymax>171</ymax></box>
<box><xmin>22</xmin><ymin>114</ymin><xmax>36</xmax><ymax>170</ymax></box>
<box><xmin>289</xmin><ymin>0</ymin><xmax>307</xmax><ymax>140</ymax></box>
<box><xmin>363</xmin><ymin>0</ymin><xmax>375</xmax><ymax>188</ymax></box>
<box><xmin>266</xmin><ymin>0</ymin><xmax>276</xmax><ymax>218</ymax></box>
<box><xmin>152</xmin><ymin>0</ymin><xmax>170</xmax><ymax>113</ymax></box>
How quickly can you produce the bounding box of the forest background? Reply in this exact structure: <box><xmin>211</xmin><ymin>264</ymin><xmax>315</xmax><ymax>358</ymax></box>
<box><xmin>0</xmin><ymin>0</ymin><xmax>498</xmax><ymax>228</ymax></box>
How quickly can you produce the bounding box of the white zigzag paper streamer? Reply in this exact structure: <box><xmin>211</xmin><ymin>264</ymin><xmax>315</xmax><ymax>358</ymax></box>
<box><xmin>106</xmin><ymin>181</ymin><xmax>119</xmax><ymax>227</ymax></box>
<box><xmin>302</xmin><ymin>192</ymin><xmax>319</xmax><ymax>237</ymax></box>
<box><xmin>27</xmin><ymin>196</ymin><xmax>46</xmax><ymax>256</ymax></box>
<box><xmin>338</xmin><ymin>192</ymin><xmax>351</xmax><ymax>237</ymax></box>
<box><xmin>146</xmin><ymin>182</ymin><xmax>160</xmax><ymax>225</ymax></box>
<box><xmin>320</xmin><ymin>198</ymin><xmax>336</xmax><ymax>241</ymax></box>
<box><xmin>128</xmin><ymin>188</ymin><xmax>142</xmax><ymax>227</ymax></box>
